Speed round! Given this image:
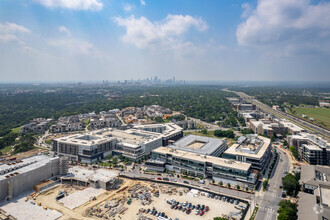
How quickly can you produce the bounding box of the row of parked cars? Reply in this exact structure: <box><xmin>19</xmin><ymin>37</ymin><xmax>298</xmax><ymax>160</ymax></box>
<box><xmin>167</xmin><ymin>199</ymin><xmax>210</xmax><ymax>216</ymax></box>
<box><xmin>141</xmin><ymin>207</ymin><xmax>173</xmax><ymax>219</ymax></box>
<box><xmin>206</xmin><ymin>193</ymin><xmax>240</xmax><ymax>205</ymax></box>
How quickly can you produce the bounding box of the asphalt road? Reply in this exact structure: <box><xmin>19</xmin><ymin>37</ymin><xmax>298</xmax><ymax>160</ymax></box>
<box><xmin>255</xmin><ymin>148</ymin><xmax>290</xmax><ymax>220</ymax></box>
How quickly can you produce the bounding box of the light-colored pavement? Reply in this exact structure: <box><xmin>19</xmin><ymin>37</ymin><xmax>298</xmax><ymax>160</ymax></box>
<box><xmin>255</xmin><ymin>148</ymin><xmax>290</xmax><ymax>220</ymax></box>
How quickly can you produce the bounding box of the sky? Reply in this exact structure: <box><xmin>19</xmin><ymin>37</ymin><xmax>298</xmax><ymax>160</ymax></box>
<box><xmin>0</xmin><ymin>0</ymin><xmax>330</xmax><ymax>82</ymax></box>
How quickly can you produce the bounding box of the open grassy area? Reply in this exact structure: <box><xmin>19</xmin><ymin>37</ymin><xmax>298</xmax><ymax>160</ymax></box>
<box><xmin>184</xmin><ymin>130</ymin><xmax>215</xmax><ymax>138</ymax></box>
<box><xmin>0</xmin><ymin>145</ymin><xmax>12</xmax><ymax>154</ymax></box>
<box><xmin>11</xmin><ymin>126</ymin><xmax>21</xmax><ymax>134</ymax></box>
<box><xmin>292</xmin><ymin>107</ymin><xmax>330</xmax><ymax>129</ymax></box>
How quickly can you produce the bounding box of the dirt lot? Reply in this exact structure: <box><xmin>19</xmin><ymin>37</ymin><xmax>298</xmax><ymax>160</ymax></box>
<box><xmin>33</xmin><ymin>179</ymin><xmax>245</xmax><ymax>220</ymax></box>
<box><xmin>35</xmin><ymin>179</ymin><xmax>135</xmax><ymax>219</ymax></box>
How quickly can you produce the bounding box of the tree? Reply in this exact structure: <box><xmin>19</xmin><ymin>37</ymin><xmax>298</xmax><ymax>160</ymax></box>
<box><xmin>214</xmin><ymin>217</ymin><xmax>227</xmax><ymax>220</ymax></box>
<box><xmin>263</xmin><ymin>179</ymin><xmax>269</xmax><ymax>191</ymax></box>
<box><xmin>227</xmin><ymin>183</ymin><xmax>231</xmax><ymax>188</ymax></box>
<box><xmin>282</xmin><ymin>173</ymin><xmax>300</xmax><ymax>196</ymax></box>
<box><xmin>201</xmin><ymin>129</ymin><xmax>207</xmax><ymax>134</ymax></box>
<box><xmin>219</xmin><ymin>181</ymin><xmax>223</xmax><ymax>186</ymax></box>
<box><xmin>283</xmin><ymin>140</ymin><xmax>288</xmax><ymax>146</ymax></box>
<box><xmin>112</xmin><ymin>157</ymin><xmax>118</xmax><ymax>165</ymax></box>
<box><xmin>277</xmin><ymin>200</ymin><xmax>298</xmax><ymax>220</ymax></box>
<box><xmin>154</xmin><ymin>116</ymin><xmax>164</xmax><ymax>123</ymax></box>
<box><xmin>236</xmin><ymin>185</ymin><xmax>240</xmax><ymax>190</ymax></box>
<box><xmin>289</xmin><ymin>146</ymin><xmax>299</xmax><ymax>159</ymax></box>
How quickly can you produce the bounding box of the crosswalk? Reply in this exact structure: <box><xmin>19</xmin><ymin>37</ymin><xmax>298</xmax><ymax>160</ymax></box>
<box><xmin>265</xmin><ymin>192</ymin><xmax>282</xmax><ymax>199</ymax></box>
<box><xmin>259</xmin><ymin>206</ymin><xmax>276</xmax><ymax>213</ymax></box>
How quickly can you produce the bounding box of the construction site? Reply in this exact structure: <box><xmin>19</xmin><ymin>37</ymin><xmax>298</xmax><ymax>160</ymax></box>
<box><xmin>1</xmin><ymin>175</ymin><xmax>247</xmax><ymax>220</ymax></box>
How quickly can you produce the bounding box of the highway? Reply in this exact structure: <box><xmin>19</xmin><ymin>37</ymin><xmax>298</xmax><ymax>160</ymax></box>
<box><xmin>255</xmin><ymin>148</ymin><xmax>290</xmax><ymax>220</ymax></box>
<box><xmin>224</xmin><ymin>89</ymin><xmax>330</xmax><ymax>139</ymax></box>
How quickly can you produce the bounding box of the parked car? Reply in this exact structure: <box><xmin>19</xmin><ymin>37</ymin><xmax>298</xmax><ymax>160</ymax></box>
<box><xmin>183</xmin><ymin>180</ymin><xmax>189</xmax><ymax>184</ymax></box>
<box><xmin>157</xmin><ymin>177</ymin><xmax>162</xmax><ymax>180</ymax></box>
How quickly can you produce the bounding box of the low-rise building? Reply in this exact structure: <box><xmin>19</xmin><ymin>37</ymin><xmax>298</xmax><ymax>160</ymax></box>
<box><xmin>61</xmin><ymin>167</ymin><xmax>120</xmax><ymax>190</ymax></box>
<box><xmin>174</xmin><ymin>120</ymin><xmax>197</xmax><ymax>130</ymax></box>
<box><xmin>21</xmin><ymin>118</ymin><xmax>53</xmax><ymax>134</ymax></box>
<box><xmin>147</xmin><ymin>147</ymin><xmax>257</xmax><ymax>187</ymax></box>
<box><xmin>223</xmin><ymin>135</ymin><xmax>272</xmax><ymax>171</ymax></box>
<box><xmin>237</xmin><ymin>104</ymin><xmax>256</xmax><ymax>111</ymax></box>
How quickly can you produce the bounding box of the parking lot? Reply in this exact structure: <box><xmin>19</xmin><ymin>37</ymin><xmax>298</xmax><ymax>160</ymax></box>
<box><xmin>122</xmin><ymin>189</ymin><xmax>247</xmax><ymax>220</ymax></box>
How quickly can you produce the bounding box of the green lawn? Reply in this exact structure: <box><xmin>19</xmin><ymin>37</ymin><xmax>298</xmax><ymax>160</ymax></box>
<box><xmin>293</xmin><ymin>108</ymin><xmax>330</xmax><ymax>129</ymax></box>
<box><xmin>0</xmin><ymin>145</ymin><xmax>12</xmax><ymax>154</ymax></box>
<box><xmin>11</xmin><ymin>126</ymin><xmax>21</xmax><ymax>134</ymax></box>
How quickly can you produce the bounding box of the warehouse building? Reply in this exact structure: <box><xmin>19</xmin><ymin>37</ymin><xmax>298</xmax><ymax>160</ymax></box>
<box><xmin>223</xmin><ymin>135</ymin><xmax>272</xmax><ymax>171</ymax></box>
<box><xmin>146</xmin><ymin>147</ymin><xmax>257</xmax><ymax>187</ymax></box>
<box><xmin>0</xmin><ymin>155</ymin><xmax>68</xmax><ymax>201</ymax></box>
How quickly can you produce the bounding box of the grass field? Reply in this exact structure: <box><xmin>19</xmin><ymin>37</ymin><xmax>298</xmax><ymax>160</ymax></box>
<box><xmin>292</xmin><ymin>108</ymin><xmax>330</xmax><ymax>129</ymax></box>
<box><xmin>11</xmin><ymin>126</ymin><xmax>21</xmax><ymax>134</ymax></box>
<box><xmin>0</xmin><ymin>145</ymin><xmax>12</xmax><ymax>154</ymax></box>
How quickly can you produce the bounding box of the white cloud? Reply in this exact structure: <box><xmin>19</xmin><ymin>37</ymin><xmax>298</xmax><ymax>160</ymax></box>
<box><xmin>140</xmin><ymin>0</ymin><xmax>146</xmax><ymax>6</ymax></box>
<box><xmin>0</xmin><ymin>22</ymin><xmax>30</xmax><ymax>34</ymax></box>
<box><xmin>123</xmin><ymin>3</ymin><xmax>135</xmax><ymax>12</ymax></box>
<box><xmin>113</xmin><ymin>14</ymin><xmax>208</xmax><ymax>50</ymax></box>
<box><xmin>34</xmin><ymin>0</ymin><xmax>103</xmax><ymax>11</ymax></box>
<box><xmin>0</xmin><ymin>22</ymin><xmax>30</xmax><ymax>45</ymax></box>
<box><xmin>59</xmin><ymin>26</ymin><xmax>71</xmax><ymax>36</ymax></box>
<box><xmin>237</xmin><ymin>0</ymin><xmax>330</xmax><ymax>54</ymax></box>
<box><xmin>241</xmin><ymin>3</ymin><xmax>252</xmax><ymax>18</ymax></box>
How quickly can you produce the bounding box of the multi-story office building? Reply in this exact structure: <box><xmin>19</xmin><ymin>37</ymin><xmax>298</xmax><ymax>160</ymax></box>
<box><xmin>223</xmin><ymin>135</ymin><xmax>272</xmax><ymax>171</ymax></box>
<box><xmin>53</xmin><ymin>123</ymin><xmax>183</xmax><ymax>163</ymax></box>
<box><xmin>134</xmin><ymin>123</ymin><xmax>183</xmax><ymax>146</ymax></box>
<box><xmin>287</xmin><ymin>133</ymin><xmax>330</xmax><ymax>165</ymax></box>
<box><xmin>146</xmin><ymin>147</ymin><xmax>257</xmax><ymax>187</ymax></box>
<box><xmin>249</xmin><ymin>119</ymin><xmax>306</xmax><ymax>137</ymax></box>
<box><xmin>166</xmin><ymin>135</ymin><xmax>227</xmax><ymax>157</ymax></box>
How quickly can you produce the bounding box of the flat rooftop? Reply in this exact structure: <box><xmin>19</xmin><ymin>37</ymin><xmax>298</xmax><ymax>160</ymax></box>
<box><xmin>66</xmin><ymin>166</ymin><xmax>118</xmax><ymax>183</ymax></box>
<box><xmin>321</xmin><ymin>186</ymin><xmax>330</xmax><ymax>207</ymax></box>
<box><xmin>55</xmin><ymin>128</ymin><xmax>163</xmax><ymax>149</ymax></box>
<box><xmin>54</xmin><ymin>132</ymin><xmax>114</xmax><ymax>146</ymax></box>
<box><xmin>101</xmin><ymin>128</ymin><xmax>162</xmax><ymax>147</ymax></box>
<box><xmin>153</xmin><ymin>147</ymin><xmax>251</xmax><ymax>172</ymax></box>
<box><xmin>224</xmin><ymin>135</ymin><xmax>271</xmax><ymax>159</ymax></box>
<box><xmin>169</xmin><ymin>135</ymin><xmax>226</xmax><ymax>155</ymax></box>
<box><xmin>0</xmin><ymin>155</ymin><xmax>58</xmax><ymax>181</ymax></box>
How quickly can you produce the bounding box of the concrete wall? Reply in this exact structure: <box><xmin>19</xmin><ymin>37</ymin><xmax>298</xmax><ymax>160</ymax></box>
<box><xmin>0</xmin><ymin>157</ymin><xmax>60</xmax><ymax>201</ymax></box>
